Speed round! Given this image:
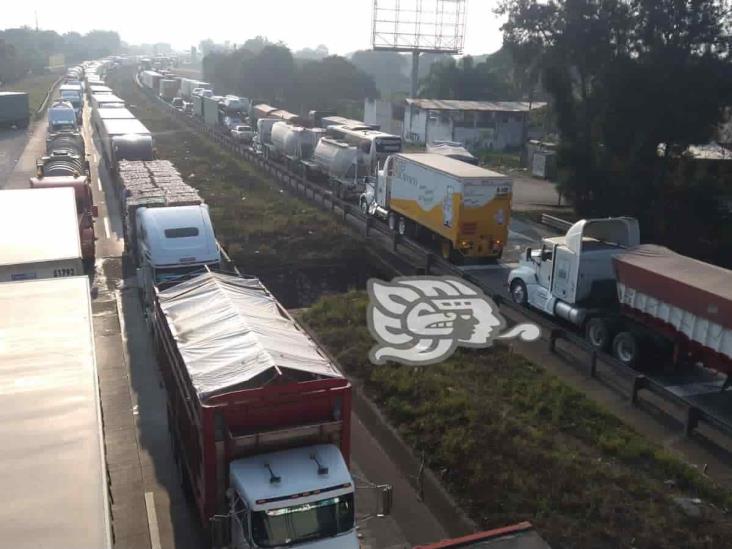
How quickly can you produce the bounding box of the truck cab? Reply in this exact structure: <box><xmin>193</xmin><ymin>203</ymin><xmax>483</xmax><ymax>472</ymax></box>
<box><xmin>136</xmin><ymin>205</ymin><xmax>220</xmax><ymax>306</ymax></box>
<box><xmin>48</xmin><ymin>100</ymin><xmax>78</xmax><ymax>132</ymax></box>
<box><xmin>227</xmin><ymin>444</ymin><xmax>358</xmax><ymax>549</ymax></box>
<box><xmin>508</xmin><ymin>217</ymin><xmax>640</xmax><ymax>327</ymax></box>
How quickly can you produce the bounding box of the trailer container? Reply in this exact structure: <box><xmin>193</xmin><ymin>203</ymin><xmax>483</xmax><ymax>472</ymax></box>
<box><xmin>252</xmin><ymin>103</ymin><xmax>279</xmax><ymax>122</ymax></box>
<box><xmin>91</xmin><ymin>93</ymin><xmax>125</xmax><ymax>110</ymax></box>
<box><xmin>159</xmin><ymin>78</ymin><xmax>180</xmax><ymax>101</ymax></box>
<box><xmin>312</xmin><ymin>137</ymin><xmax>365</xmax><ymax>197</ymax></box>
<box><xmin>92</xmin><ymin>106</ymin><xmax>136</xmax><ymax>134</ymax></box>
<box><xmin>0</xmin><ymin>276</ymin><xmax>112</xmax><ymax>549</ymax></box>
<box><xmin>363</xmin><ymin>153</ymin><xmax>512</xmax><ymax>260</ymax></box>
<box><xmin>98</xmin><ymin>117</ymin><xmax>154</xmax><ymax>171</ymax></box>
<box><xmin>203</xmin><ymin>95</ymin><xmax>224</xmax><ymax>127</ymax></box>
<box><xmin>180</xmin><ymin>78</ymin><xmax>212</xmax><ymax>99</ymax></box>
<box><xmin>152</xmin><ymin>271</ymin><xmax>357</xmax><ymax>549</ymax></box>
<box><xmin>141</xmin><ymin>70</ymin><xmax>164</xmax><ymax>94</ymax></box>
<box><xmin>0</xmin><ymin>188</ymin><xmax>83</xmax><ymax>281</ymax></box>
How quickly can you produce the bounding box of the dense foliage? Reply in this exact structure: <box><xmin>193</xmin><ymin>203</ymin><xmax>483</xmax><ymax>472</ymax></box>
<box><xmin>0</xmin><ymin>27</ymin><xmax>120</xmax><ymax>83</ymax></box>
<box><xmin>500</xmin><ymin>0</ymin><xmax>732</xmax><ymax>264</ymax></box>
<box><xmin>203</xmin><ymin>44</ymin><xmax>377</xmax><ymax>113</ymax></box>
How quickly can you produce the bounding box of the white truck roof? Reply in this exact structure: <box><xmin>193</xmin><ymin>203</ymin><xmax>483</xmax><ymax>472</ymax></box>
<box><xmin>138</xmin><ymin>205</ymin><xmax>218</xmax><ymax>268</ymax></box>
<box><xmin>397</xmin><ymin>152</ymin><xmax>509</xmax><ymax>179</ymax></box>
<box><xmin>0</xmin><ymin>188</ymin><xmax>81</xmax><ymax>267</ymax></box>
<box><xmin>230</xmin><ymin>444</ymin><xmax>353</xmax><ymax>511</ymax></box>
<box><xmin>0</xmin><ymin>276</ymin><xmax>112</xmax><ymax>548</ymax></box>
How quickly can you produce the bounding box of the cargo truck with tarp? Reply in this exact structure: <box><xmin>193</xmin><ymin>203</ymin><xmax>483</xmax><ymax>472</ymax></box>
<box><xmin>152</xmin><ymin>271</ymin><xmax>357</xmax><ymax>549</ymax></box>
<box><xmin>0</xmin><ymin>188</ymin><xmax>83</xmax><ymax>281</ymax></box>
<box><xmin>362</xmin><ymin>153</ymin><xmax>512</xmax><ymax>261</ymax></box>
<box><xmin>0</xmin><ymin>276</ymin><xmax>112</xmax><ymax>549</ymax></box>
<box><xmin>98</xmin><ymin>117</ymin><xmax>154</xmax><ymax>172</ymax></box>
<box><xmin>508</xmin><ymin>218</ymin><xmax>732</xmax><ymax>379</ymax></box>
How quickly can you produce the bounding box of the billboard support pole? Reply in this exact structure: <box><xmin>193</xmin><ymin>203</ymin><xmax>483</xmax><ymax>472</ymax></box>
<box><xmin>411</xmin><ymin>50</ymin><xmax>420</xmax><ymax>98</ymax></box>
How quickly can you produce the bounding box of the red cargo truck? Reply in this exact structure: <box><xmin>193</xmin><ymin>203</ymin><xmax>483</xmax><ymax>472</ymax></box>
<box><xmin>152</xmin><ymin>271</ymin><xmax>357</xmax><ymax>549</ymax></box>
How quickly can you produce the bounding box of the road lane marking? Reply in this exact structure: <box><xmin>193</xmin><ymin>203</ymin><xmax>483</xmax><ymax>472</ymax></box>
<box><xmin>103</xmin><ymin>216</ymin><xmax>111</xmax><ymax>239</ymax></box>
<box><xmin>144</xmin><ymin>492</ymin><xmax>162</xmax><ymax>549</ymax></box>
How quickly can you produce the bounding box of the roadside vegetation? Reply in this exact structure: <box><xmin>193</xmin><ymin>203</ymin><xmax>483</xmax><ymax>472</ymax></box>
<box><xmin>0</xmin><ymin>72</ymin><xmax>60</xmax><ymax>117</ymax></box>
<box><xmin>300</xmin><ymin>291</ymin><xmax>732</xmax><ymax>549</ymax></box>
<box><xmin>109</xmin><ymin>68</ymin><xmax>366</xmax><ymax>274</ymax></box>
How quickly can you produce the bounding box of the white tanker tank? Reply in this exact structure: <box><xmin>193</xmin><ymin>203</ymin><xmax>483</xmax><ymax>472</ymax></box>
<box><xmin>312</xmin><ymin>137</ymin><xmax>367</xmax><ymax>198</ymax></box>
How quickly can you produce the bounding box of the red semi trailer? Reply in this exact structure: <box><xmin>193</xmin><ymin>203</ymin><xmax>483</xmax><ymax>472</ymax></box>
<box><xmin>152</xmin><ymin>271</ymin><xmax>357</xmax><ymax>549</ymax></box>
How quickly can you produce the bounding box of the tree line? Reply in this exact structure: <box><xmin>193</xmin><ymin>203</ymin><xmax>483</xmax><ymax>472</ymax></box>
<box><xmin>501</xmin><ymin>0</ymin><xmax>732</xmax><ymax>265</ymax></box>
<box><xmin>0</xmin><ymin>27</ymin><xmax>120</xmax><ymax>84</ymax></box>
<box><xmin>202</xmin><ymin>41</ymin><xmax>378</xmax><ymax>116</ymax></box>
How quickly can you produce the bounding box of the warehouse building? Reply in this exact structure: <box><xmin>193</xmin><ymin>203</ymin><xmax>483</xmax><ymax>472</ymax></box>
<box><xmin>403</xmin><ymin>98</ymin><xmax>547</xmax><ymax>151</ymax></box>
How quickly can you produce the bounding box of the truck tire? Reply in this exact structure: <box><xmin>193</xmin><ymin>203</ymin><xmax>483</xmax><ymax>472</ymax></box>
<box><xmin>388</xmin><ymin>212</ymin><xmax>397</xmax><ymax>232</ymax></box>
<box><xmin>360</xmin><ymin>198</ymin><xmax>368</xmax><ymax>215</ymax></box>
<box><xmin>585</xmin><ymin>317</ymin><xmax>612</xmax><ymax>351</ymax></box>
<box><xmin>397</xmin><ymin>216</ymin><xmax>408</xmax><ymax>236</ymax></box>
<box><xmin>509</xmin><ymin>279</ymin><xmax>528</xmax><ymax>306</ymax></box>
<box><xmin>612</xmin><ymin>331</ymin><xmax>639</xmax><ymax>367</ymax></box>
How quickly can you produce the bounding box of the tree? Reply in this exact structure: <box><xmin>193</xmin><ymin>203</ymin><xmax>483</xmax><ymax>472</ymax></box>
<box><xmin>419</xmin><ymin>55</ymin><xmax>517</xmax><ymax>100</ymax></box>
<box><xmin>350</xmin><ymin>50</ymin><xmax>410</xmax><ymax>96</ymax></box>
<box><xmin>500</xmin><ymin>0</ymin><xmax>732</xmax><ymax>263</ymax></box>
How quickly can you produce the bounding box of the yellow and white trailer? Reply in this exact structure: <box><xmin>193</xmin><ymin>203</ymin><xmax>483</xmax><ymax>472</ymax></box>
<box><xmin>362</xmin><ymin>153</ymin><xmax>512</xmax><ymax>260</ymax></box>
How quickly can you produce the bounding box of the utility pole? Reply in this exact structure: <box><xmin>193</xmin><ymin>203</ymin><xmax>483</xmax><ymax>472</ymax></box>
<box><xmin>35</xmin><ymin>11</ymin><xmax>39</xmax><ymax>32</ymax></box>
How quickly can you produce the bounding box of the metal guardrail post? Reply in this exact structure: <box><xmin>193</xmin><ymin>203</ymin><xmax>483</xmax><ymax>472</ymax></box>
<box><xmin>343</xmin><ymin>204</ymin><xmax>349</xmax><ymax>220</ymax></box>
<box><xmin>392</xmin><ymin>232</ymin><xmax>399</xmax><ymax>252</ymax></box>
<box><xmin>631</xmin><ymin>375</ymin><xmax>647</xmax><ymax>405</ymax></box>
<box><xmin>589</xmin><ymin>351</ymin><xmax>598</xmax><ymax>378</ymax></box>
<box><xmin>365</xmin><ymin>217</ymin><xmax>372</xmax><ymax>237</ymax></box>
<box><xmin>425</xmin><ymin>253</ymin><xmax>434</xmax><ymax>274</ymax></box>
<box><xmin>685</xmin><ymin>406</ymin><xmax>699</xmax><ymax>437</ymax></box>
<box><xmin>549</xmin><ymin>329</ymin><xmax>562</xmax><ymax>352</ymax></box>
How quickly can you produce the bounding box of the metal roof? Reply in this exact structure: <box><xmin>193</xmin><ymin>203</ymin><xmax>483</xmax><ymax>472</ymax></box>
<box><xmin>0</xmin><ymin>188</ymin><xmax>81</xmax><ymax>266</ymax></box>
<box><xmin>405</xmin><ymin>98</ymin><xmax>547</xmax><ymax>112</ymax></box>
<box><xmin>397</xmin><ymin>153</ymin><xmax>510</xmax><ymax>179</ymax></box>
<box><xmin>0</xmin><ymin>276</ymin><xmax>112</xmax><ymax>549</ymax></box>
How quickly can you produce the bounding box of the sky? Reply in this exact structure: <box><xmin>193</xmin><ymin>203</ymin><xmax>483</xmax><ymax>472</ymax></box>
<box><xmin>4</xmin><ymin>0</ymin><xmax>506</xmax><ymax>56</ymax></box>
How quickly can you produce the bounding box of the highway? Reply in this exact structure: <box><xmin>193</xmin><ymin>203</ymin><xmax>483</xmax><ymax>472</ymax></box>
<box><xmin>2</xmin><ymin>83</ymin><xmax>451</xmax><ymax>548</ymax></box>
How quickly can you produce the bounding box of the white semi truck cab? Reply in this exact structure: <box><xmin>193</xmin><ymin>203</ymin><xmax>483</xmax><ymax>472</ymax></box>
<box><xmin>227</xmin><ymin>444</ymin><xmax>358</xmax><ymax>549</ymax></box>
<box><xmin>136</xmin><ymin>204</ymin><xmax>220</xmax><ymax>307</ymax></box>
<box><xmin>508</xmin><ymin>217</ymin><xmax>641</xmax><ymax>353</ymax></box>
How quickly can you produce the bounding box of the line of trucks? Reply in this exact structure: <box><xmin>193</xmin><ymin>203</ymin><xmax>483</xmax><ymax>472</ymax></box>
<box><xmin>138</xmin><ymin>71</ymin><xmax>514</xmax><ymax>262</ymax></box>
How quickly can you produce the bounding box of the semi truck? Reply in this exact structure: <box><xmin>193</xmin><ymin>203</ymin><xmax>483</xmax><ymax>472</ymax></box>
<box><xmin>361</xmin><ymin>153</ymin><xmax>512</xmax><ymax>261</ymax></box>
<box><xmin>159</xmin><ymin>78</ymin><xmax>180</xmax><ymax>101</ymax></box>
<box><xmin>508</xmin><ymin>218</ymin><xmax>732</xmax><ymax>376</ymax></box>
<box><xmin>46</xmin><ymin>129</ymin><xmax>86</xmax><ymax>158</ymax></box>
<box><xmin>180</xmin><ymin>78</ymin><xmax>212</xmax><ymax>100</ymax></box>
<box><xmin>91</xmin><ymin>93</ymin><xmax>125</xmax><ymax>110</ymax></box>
<box><xmin>59</xmin><ymin>83</ymin><xmax>84</xmax><ymax>123</ymax></box>
<box><xmin>269</xmin><ymin>122</ymin><xmax>326</xmax><ymax>173</ymax></box>
<box><xmin>152</xmin><ymin>271</ymin><xmax>357</xmax><ymax>549</ymax></box>
<box><xmin>93</xmin><ymin>106</ymin><xmax>136</xmax><ymax>134</ymax></box>
<box><xmin>48</xmin><ymin>100</ymin><xmax>78</xmax><ymax>132</ymax></box>
<box><xmin>0</xmin><ymin>188</ymin><xmax>83</xmax><ymax>281</ymax></box>
<box><xmin>98</xmin><ymin>117</ymin><xmax>154</xmax><ymax>172</ymax></box>
<box><xmin>0</xmin><ymin>91</ymin><xmax>30</xmax><ymax>128</ymax></box>
<box><xmin>203</xmin><ymin>95</ymin><xmax>224</xmax><ymax>127</ymax></box>
<box><xmin>0</xmin><ymin>276</ymin><xmax>112</xmax><ymax>549</ymax></box>
<box><xmin>140</xmin><ymin>70</ymin><xmax>164</xmax><ymax>94</ymax></box>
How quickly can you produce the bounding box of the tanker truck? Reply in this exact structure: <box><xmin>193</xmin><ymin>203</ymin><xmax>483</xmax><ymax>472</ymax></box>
<box><xmin>507</xmin><ymin>217</ymin><xmax>732</xmax><ymax>379</ymax></box>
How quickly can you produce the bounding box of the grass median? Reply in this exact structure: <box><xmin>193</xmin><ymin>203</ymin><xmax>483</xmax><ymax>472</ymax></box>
<box><xmin>109</xmin><ymin>68</ymin><xmax>366</xmax><ymax>274</ymax></box>
<box><xmin>300</xmin><ymin>291</ymin><xmax>732</xmax><ymax>549</ymax></box>
<box><xmin>1</xmin><ymin>72</ymin><xmax>61</xmax><ymax>118</ymax></box>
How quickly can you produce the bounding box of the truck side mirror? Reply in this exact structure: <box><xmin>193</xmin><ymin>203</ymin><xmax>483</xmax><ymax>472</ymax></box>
<box><xmin>209</xmin><ymin>515</ymin><xmax>232</xmax><ymax>547</ymax></box>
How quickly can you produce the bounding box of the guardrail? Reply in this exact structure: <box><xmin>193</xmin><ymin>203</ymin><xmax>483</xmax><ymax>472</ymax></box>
<box><xmin>540</xmin><ymin>213</ymin><xmax>573</xmax><ymax>232</ymax></box>
<box><xmin>135</xmin><ymin>78</ymin><xmax>732</xmax><ymax>449</ymax></box>
<box><xmin>35</xmin><ymin>75</ymin><xmax>64</xmax><ymax>118</ymax></box>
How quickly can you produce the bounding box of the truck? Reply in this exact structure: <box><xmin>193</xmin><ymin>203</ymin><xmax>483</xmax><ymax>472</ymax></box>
<box><xmin>48</xmin><ymin>100</ymin><xmax>78</xmax><ymax>132</ymax></box>
<box><xmin>152</xmin><ymin>270</ymin><xmax>358</xmax><ymax>549</ymax></box>
<box><xmin>251</xmin><ymin>103</ymin><xmax>279</xmax><ymax>122</ymax></box>
<box><xmin>59</xmin><ymin>83</ymin><xmax>84</xmax><ymax>123</ymax></box>
<box><xmin>0</xmin><ymin>188</ymin><xmax>83</xmax><ymax>281</ymax></box>
<box><xmin>140</xmin><ymin>70</ymin><xmax>163</xmax><ymax>94</ymax></box>
<box><xmin>255</xmin><ymin>117</ymin><xmax>280</xmax><ymax>152</ymax></box>
<box><xmin>114</xmin><ymin>160</ymin><xmax>218</xmax><ymax>304</ymax></box>
<box><xmin>327</xmin><ymin>127</ymin><xmax>402</xmax><ymax>178</ymax></box>
<box><xmin>180</xmin><ymin>78</ymin><xmax>212</xmax><ymax>100</ymax></box>
<box><xmin>426</xmin><ymin>141</ymin><xmax>478</xmax><ymax>166</ymax></box>
<box><xmin>159</xmin><ymin>78</ymin><xmax>180</xmax><ymax>101</ymax></box>
<box><xmin>98</xmin><ymin>117</ymin><xmax>154</xmax><ymax>172</ymax></box>
<box><xmin>88</xmin><ymin>84</ymin><xmax>113</xmax><ymax>98</ymax></box>
<box><xmin>203</xmin><ymin>95</ymin><xmax>224</xmax><ymax>127</ymax></box>
<box><xmin>46</xmin><ymin>129</ymin><xmax>86</xmax><ymax>158</ymax></box>
<box><xmin>270</xmin><ymin>122</ymin><xmax>325</xmax><ymax>171</ymax></box>
<box><xmin>319</xmin><ymin>115</ymin><xmax>376</xmax><ymax>132</ymax></box>
<box><xmin>31</xmin><ymin>154</ymin><xmax>98</xmax><ymax>268</ymax></box>
<box><xmin>91</xmin><ymin>93</ymin><xmax>125</xmax><ymax>111</ymax></box>
<box><xmin>363</xmin><ymin>153</ymin><xmax>512</xmax><ymax>260</ymax></box>
<box><xmin>0</xmin><ymin>91</ymin><xmax>30</xmax><ymax>129</ymax></box>
<box><xmin>312</xmin><ymin>137</ymin><xmax>365</xmax><ymax>198</ymax></box>
<box><xmin>93</xmin><ymin>106</ymin><xmax>136</xmax><ymax>134</ymax></box>
<box><xmin>0</xmin><ymin>276</ymin><xmax>112</xmax><ymax>549</ymax></box>
<box><xmin>508</xmin><ymin>218</ymin><xmax>732</xmax><ymax>376</ymax></box>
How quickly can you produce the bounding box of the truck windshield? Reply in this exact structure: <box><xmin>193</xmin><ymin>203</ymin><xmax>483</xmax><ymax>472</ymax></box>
<box><xmin>251</xmin><ymin>493</ymin><xmax>354</xmax><ymax>548</ymax></box>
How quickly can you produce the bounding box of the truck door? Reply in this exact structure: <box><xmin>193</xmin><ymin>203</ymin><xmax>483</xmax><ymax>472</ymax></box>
<box><xmin>551</xmin><ymin>246</ymin><xmax>572</xmax><ymax>300</ymax></box>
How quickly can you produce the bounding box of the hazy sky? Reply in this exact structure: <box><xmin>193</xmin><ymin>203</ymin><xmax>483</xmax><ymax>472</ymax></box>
<box><xmin>5</xmin><ymin>0</ymin><xmax>505</xmax><ymax>55</ymax></box>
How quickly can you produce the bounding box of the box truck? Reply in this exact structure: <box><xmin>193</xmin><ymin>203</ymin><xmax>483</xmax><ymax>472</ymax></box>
<box><xmin>0</xmin><ymin>188</ymin><xmax>83</xmax><ymax>281</ymax></box>
<box><xmin>0</xmin><ymin>91</ymin><xmax>30</xmax><ymax>128</ymax></box>
<box><xmin>98</xmin><ymin>117</ymin><xmax>154</xmax><ymax>172</ymax></box>
<box><xmin>508</xmin><ymin>217</ymin><xmax>732</xmax><ymax>377</ymax></box>
<box><xmin>362</xmin><ymin>153</ymin><xmax>512</xmax><ymax>260</ymax></box>
<box><xmin>0</xmin><ymin>276</ymin><xmax>112</xmax><ymax>549</ymax></box>
<box><xmin>152</xmin><ymin>271</ymin><xmax>357</xmax><ymax>549</ymax></box>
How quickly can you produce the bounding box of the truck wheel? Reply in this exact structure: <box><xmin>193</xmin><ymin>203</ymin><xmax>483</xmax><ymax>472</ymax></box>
<box><xmin>360</xmin><ymin>198</ymin><xmax>368</xmax><ymax>216</ymax></box>
<box><xmin>388</xmin><ymin>213</ymin><xmax>397</xmax><ymax>232</ymax></box>
<box><xmin>397</xmin><ymin>216</ymin><xmax>408</xmax><ymax>236</ymax></box>
<box><xmin>612</xmin><ymin>331</ymin><xmax>639</xmax><ymax>367</ymax></box>
<box><xmin>585</xmin><ymin>317</ymin><xmax>612</xmax><ymax>351</ymax></box>
<box><xmin>441</xmin><ymin>240</ymin><xmax>453</xmax><ymax>260</ymax></box>
<box><xmin>510</xmin><ymin>280</ymin><xmax>528</xmax><ymax>306</ymax></box>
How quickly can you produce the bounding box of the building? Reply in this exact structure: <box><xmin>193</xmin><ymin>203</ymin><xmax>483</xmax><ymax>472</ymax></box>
<box><xmin>403</xmin><ymin>98</ymin><xmax>547</xmax><ymax>151</ymax></box>
<box><xmin>364</xmin><ymin>98</ymin><xmax>404</xmax><ymax>137</ymax></box>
